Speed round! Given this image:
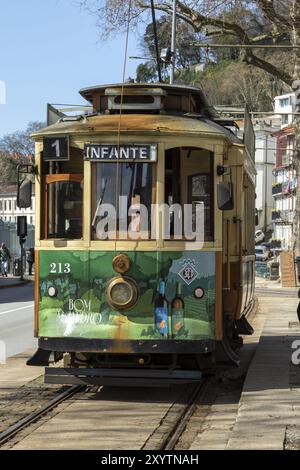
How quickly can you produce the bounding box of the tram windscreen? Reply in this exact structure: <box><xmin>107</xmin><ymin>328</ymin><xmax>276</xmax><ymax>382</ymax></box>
<box><xmin>92</xmin><ymin>163</ymin><xmax>153</xmax><ymax>240</ymax></box>
<box><xmin>47</xmin><ymin>180</ymin><xmax>83</xmax><ymax>239</ymax></box>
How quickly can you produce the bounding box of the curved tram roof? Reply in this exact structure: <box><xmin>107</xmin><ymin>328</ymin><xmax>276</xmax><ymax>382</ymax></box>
<box><xmin>32</xmin><ymin>83</ymin><xmax>242</xmax><ymax>145</ymax></box>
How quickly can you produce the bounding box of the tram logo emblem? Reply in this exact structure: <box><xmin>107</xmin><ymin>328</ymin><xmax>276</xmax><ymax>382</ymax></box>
<box><xmin>178</xmin><ymin>262</ymin><xmax>198</xmax><ymax>285</ymax></box>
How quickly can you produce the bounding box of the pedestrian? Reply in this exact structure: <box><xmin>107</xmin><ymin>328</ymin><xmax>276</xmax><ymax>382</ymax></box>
<box><xmin>27</xmin><ymin>248</ymin><xmax>35</xmax><ymax>276</ymax></box>
<box><xmin>0</xmin><ymin>242</ymin><xmax>11</xmax><ymax>277</ymax></box>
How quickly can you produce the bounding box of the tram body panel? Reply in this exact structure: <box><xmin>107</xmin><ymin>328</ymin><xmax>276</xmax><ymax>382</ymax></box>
<box><xmin>37</xmin><ymin>250</ymin><xmax>216</xmax><ymax>350</ymax></box>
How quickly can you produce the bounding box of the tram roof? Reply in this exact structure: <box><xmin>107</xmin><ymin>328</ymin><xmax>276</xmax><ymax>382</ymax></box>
<box><xmin>80</xmin><ymin>82</ymin><xmax>212</xmax><ymax>106</ymax></box>
<box><xmin>32</xmin><ymin>113</ymin><xmax>241</xmax><ymax>144</ymax></box>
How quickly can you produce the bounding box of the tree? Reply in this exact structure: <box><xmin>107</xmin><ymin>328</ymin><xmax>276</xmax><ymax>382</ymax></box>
<box><xmin>0</xmin><ymin>121</ymin><xmax>45</xmax><ymax>160</ymax></box>
<box><xmin>0</xmin><ymin>121</ymin><xmax>45</xmax><ymax>186</ymax></box>
<box><xmin>81</xmin><ymin>1</ymin><xmax>294</xmax><ymax>85</ymax></box>
<box><xmin>81</xmin><ymin>0</ymin><xmax>300</xmax><ymax>252</ymax></box>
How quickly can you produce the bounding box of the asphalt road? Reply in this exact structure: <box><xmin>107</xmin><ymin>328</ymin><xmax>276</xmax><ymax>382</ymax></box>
<box><xmin>0</xmin><ymin>284</ymin><xmax>36</xmax><ymax>360</ymax></box>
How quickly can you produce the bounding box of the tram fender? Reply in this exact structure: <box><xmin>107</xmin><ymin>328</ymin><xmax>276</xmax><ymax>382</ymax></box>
<box><xmin>26</xmin><ymin>348</ymin><xmax>52</xmax><ymax>366</ymax></box>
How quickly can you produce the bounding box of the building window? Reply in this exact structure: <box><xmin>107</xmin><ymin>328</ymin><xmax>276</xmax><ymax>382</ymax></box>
<box><xmin>280</xmin><ymin>98</ymin><xmax>290</xmax><ymax>107</ymax></box>
<box><xmin>282</xmin><ymin>114</ymin><xmax>289</xmax><ymax>125</ymax></box>
<box><xmin>8</xmin><ymin>200</ymin><xmax>11</xmax><ymax>211</ymax></box>
<box><xmin>14</xmin><ymin>200</ymin><xmax>16</xmax><ymax>210</ymax></box>
<box><xmin>4</xmin><ymin>201</ymin><xmax>6</xmax><ymax>211</ymax></box>
<box><xmin>0</xmin><ymin>201</ymin><xmax>2</xmax><ymax>211</ymax></box>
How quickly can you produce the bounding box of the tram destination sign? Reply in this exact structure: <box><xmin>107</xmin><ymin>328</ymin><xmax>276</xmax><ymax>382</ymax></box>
<box><xmin>84</xmin><ymin>144</ymin><xmax>157</xmax><ymax>162</ymax></box>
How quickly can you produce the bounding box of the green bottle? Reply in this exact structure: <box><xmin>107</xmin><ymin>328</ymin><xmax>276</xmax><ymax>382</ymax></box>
<box><xmin>171</xmin><ymin>282</ymin><xmax>185</xmax><ymax>338</ymax></box>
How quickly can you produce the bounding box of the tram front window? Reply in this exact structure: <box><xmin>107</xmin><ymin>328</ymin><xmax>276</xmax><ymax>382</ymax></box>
<box><xmin>47</xmin><ymin>178</ymin><xmax>83</xmax><ymax>239</ymax></box>
<box><xmin>92</xmin><ymin>163</ymin><xmax>154</xmax><ymax>240</ymax></box>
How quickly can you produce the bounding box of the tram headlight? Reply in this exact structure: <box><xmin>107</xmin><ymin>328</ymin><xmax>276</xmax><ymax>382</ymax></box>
<box><xmin>106</xmin><ymin>277</ymin><xmax>138</xmax><ymax>310</ymax></box>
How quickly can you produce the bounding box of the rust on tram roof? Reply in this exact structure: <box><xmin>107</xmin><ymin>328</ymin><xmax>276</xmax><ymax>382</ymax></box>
<box><xmin>31</xmin><ymin>113</ymin><xmax>241</xmax><ymax>144</ymax></box>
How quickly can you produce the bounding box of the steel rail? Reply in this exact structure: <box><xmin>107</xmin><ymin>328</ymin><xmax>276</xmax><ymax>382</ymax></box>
<box><xmin>0</xmin><ymin>384</ymin><xmax>83</xmax><ymax>447</ymax></box>
<box><xmin>159</xmin><ymin>379</ymin><xmax>208</xmax><ymax>450</ymax></box>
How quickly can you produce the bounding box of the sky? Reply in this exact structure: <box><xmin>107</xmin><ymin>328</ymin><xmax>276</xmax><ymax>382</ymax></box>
<box><xmin>0</xmin><ymin>0</ymin><xmax>139</xmax><ymax>137</ymax></box>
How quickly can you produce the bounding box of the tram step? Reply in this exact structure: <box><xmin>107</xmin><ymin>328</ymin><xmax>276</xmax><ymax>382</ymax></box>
<box><xmin>44</xmin><ymin>367</ymin><xmax>202</xmax><ymax>387</ymax></box>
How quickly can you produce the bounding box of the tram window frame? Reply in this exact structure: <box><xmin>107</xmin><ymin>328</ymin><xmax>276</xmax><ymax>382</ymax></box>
<box><xmin>91</xmin><ymin>162</ymin><xmax>156</xmax><ymax>241</ymax></box>
<box><xmin>43</xmin><ymin>173</ymin><xmax>83</xmax><ymax>240</ymax></box>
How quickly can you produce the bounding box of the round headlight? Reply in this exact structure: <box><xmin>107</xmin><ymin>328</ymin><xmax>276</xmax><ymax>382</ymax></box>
<box><xmin>106</xmin><ymin>277</ymin><xmax>138</xmax><ymax>310</ymax></box>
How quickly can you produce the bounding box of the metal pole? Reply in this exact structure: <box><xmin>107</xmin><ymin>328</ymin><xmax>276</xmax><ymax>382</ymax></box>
<box><xmin>20</xmin><ymin>238</ymin><xmax>24</xmax><ymax>281</ymax></box>
<box><xmin>150</xmin><ymin>0</ymin><xmax>162</xmax><ymax>83</ymax></box>
<box><xmin>264</xmin><ymin>135</ymin><xmax>268</xmax><ymax>233</ymax></box>
<box><xmin>170</xmin><ymin>0</ymin><xmax>176</xmax><ymax>84</ymax></box>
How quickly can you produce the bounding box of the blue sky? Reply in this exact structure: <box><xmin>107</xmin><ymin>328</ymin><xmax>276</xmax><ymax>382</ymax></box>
<box><xmin>0</xmin><ymin>0</ymin><xmax>139</xmax><ymax>137</ymax></box>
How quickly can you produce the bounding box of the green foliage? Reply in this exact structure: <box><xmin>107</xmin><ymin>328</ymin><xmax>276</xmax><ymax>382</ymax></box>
<box><xmin>0</xmin><ymin>121</ymin><xmax>45</xmax><ymax>158</ymax></box>
<box><xmin>0</xmin><ymin>121</ymin><xmax>45</xmax><ymax>187</ymax></box>
<box><xmin>136</xmin><ymin>63</ymin><xmax>157</xmax><ymax>83</ymax></box>
<box><xmin>0</xmin><ymin>153</ymin><xmax>19</xmax><ymax>185</ymax></box>
<box><xmin>176</xmin><ymin>59</ymin><xmax>289</xmax><ymax>111</ymax></box>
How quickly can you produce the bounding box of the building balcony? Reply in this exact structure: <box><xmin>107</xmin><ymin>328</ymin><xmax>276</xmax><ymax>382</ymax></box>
<box><xmin>270</xmin><ymin>239</ymin><xmax>282</xmax><ymax>249</ymax></box>
<box><xmin>272</xmin><ymin>183</ymin><xmax>282</xmax><ymax>195</ymax></box>
<box><xmin>272</xmin><ymin>179</ymin><xmax>296</xmax><ymax>197</ymax></box>
<box><xmin>272</xmin><ymin>210</ymin><xmax>281</xmax><ymax>221</ymax></box>
<box><xmin>272</xmin><ymin>209</ymin><xmax>294</xmax><ymax>224</ymax></box>
<box><xmin>280</xmin><ymin>210</ymin><xmax>294</xmax><ymax>223</ymax></box>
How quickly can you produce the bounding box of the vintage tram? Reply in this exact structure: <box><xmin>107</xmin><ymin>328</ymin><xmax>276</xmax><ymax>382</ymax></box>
<box><xmin>20</xmin><ymin>82</ymin><xmax>256</xmax><ymax>385</ymax></box>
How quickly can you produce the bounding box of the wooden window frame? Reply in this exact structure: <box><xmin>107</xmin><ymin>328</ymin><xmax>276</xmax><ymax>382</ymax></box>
<box><xmin>43</xmin><ymin>173</ymin><xmax>83</xmax><ymax>240</ymax></box>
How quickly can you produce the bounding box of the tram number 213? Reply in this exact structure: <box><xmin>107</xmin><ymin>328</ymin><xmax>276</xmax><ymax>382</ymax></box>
<box><xmin>50</xmin><ymin>263</ymin><xmax>71</xmax><ymax>274</ymax></box>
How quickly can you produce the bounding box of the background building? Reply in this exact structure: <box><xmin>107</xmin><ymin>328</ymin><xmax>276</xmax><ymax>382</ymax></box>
<box><xmin>274</xmin><ymin>92</ymin><xmax>296</xmax><ymax>128</ymax></box>
<box><xmin>0</xmin><ymin>184</ymin><xmax>35</xmax><ymax>226</ymax></box>
<box><xmin>253</xmin><ymin>123</ymin><xmax>277</xmax><ymax>234</ymax></box>
<box><xmin>272</xmin><ymin>126</ymin><xmax>296</xmax><ymax>251</ymax></box>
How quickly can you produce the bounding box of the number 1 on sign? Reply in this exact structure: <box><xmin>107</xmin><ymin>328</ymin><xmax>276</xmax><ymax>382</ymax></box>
<box><xmin>51</xmin><ymin>139</ymin><xmax>60</xmax><ymax>158</ymax></box>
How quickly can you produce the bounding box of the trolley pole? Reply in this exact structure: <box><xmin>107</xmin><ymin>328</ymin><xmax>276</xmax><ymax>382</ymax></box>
<box><xmin>170</xmin><ymin>0</ymin><xmax>176</xmax><ymax>85</ymax></box>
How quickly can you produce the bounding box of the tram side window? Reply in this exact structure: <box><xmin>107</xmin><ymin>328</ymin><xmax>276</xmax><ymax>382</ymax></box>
<box><xmin>46</xmin><ymin>178</ymin><xmax>83</xmax><ymax>239</ymax></box>
<box><xmin>165</xmin><ymin>147</ymin><xmax>214</xmax><ymax>241</ymax></box>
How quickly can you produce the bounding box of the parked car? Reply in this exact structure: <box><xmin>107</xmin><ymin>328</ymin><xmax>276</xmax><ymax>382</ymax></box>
<box><xmin>255</xmin><ymin>245</ymin><xmax>269</xmax><ymax>261</ymax></box>
<box><xmin>255</xmin><ymin>229</ymin><xmax>265</xmax><ymax>244</ymax></box>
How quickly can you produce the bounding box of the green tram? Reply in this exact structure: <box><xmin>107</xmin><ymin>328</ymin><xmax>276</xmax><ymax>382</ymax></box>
<box><xmin>20</xmin><ymin>83</ymin><xmax>256</xmax><ymax>385</ymax></box>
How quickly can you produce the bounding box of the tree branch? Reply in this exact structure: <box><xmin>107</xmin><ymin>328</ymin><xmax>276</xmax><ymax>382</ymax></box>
<box><xmin>244</xmin><ymin>50</ymin><xmax>293</xmax><ymax>85</ymax></box>
<box><xmin>256</xmin><ymin>0</ymin><xmax>292</xmax><ymax>28</ymax></box>
<box><xmin>137</xmin><ymin>1</ymin><xmax>293</xmax><ymax>85</ymax></box>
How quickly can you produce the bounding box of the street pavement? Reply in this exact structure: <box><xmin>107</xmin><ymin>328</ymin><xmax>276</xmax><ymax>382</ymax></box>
<box><xmin>0</xmin><ymin>283</ymin><xmax>36</xmax><ymax>361</ymax></box>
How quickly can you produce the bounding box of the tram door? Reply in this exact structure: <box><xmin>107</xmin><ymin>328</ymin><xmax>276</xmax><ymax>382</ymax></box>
<box><xmin>165</xmin><ymin>147</ymin><xmax>214</xmax><ymax>241</ymax></box>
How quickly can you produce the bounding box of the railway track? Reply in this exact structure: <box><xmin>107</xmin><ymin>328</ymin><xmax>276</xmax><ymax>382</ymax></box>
<box><xmin>159</xmin><ymin>381</ymin><xmax>207</xmax><ymax>450</ymax></box>
<box><xmin>0</xmin><ymin>384</ymin><xmax>83</xmax><ymax>448</ymax></box>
